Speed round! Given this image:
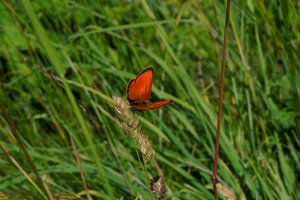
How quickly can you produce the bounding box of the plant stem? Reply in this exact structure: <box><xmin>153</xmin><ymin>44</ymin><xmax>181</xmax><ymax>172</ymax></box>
<box><xmin>212</xmin><ymin>0</ymin><xmax>231</xmax><ymax>199</ymax></box>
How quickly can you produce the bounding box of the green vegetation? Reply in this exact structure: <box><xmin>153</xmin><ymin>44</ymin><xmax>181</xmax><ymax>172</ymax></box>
<box><xmin>0</xmin><ymin>1</ymin><xmax>299</xmax><ymax>199</ymax></box>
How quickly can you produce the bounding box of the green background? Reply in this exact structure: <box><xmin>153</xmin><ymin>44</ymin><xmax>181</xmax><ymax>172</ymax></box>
<box><xmin>0</xmin><ymin>1</ymin><xmax>299</xmax><ymax>199</ymax></box>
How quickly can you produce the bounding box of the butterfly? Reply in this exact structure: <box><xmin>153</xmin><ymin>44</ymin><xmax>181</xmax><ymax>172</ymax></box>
<box><xmin>127</xmin><ymin>67</ymin><xmax>173</xmax><ymax>110</ymax></box>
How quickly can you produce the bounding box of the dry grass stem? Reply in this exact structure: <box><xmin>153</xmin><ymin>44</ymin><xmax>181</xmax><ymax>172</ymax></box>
<box><xmin>217</xmin><ymin>183</ymin><xmax>237</xmax><ymax>200</ymax></box>
<box><xmin>150</xmin><ymin>176</ymin><xmax>166</xmax><ymax>199</ymax></box>
<box><xmin>112</xmin><ymin>95</ymin><xmax>154</xmax><ymax>162</ymax></box>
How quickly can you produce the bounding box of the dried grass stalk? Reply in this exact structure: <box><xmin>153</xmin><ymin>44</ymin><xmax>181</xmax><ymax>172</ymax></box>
<box><xmin>150</xmin><ymin>176</ymin><xmax>165</xmax><ymax>199</ymax></box>
<box><xmin>217</xmin><ymin>183</ymin><xmax>237</xmax><ymax>200</ymax></box>
<box><xmin>112</xmin><ymin>95</ymin><xmax>154</xmax><ymax>162</ymax></box>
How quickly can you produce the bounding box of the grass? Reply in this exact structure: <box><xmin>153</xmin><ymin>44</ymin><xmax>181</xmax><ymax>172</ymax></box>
<box><xmin>0</xmin><ymin>0</ymin><xmax>299</xmax><ymax>199</ymax></box>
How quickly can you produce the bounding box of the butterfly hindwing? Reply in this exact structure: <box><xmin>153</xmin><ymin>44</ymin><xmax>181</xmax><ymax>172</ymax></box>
<box><xmin>130</xmin><ymin>100</ymin><xmax>173</xmax><ymax>110</ymax></box>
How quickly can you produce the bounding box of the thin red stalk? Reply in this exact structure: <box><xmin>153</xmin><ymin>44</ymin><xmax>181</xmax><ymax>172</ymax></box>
<box><xmin>212</xmin><ymin>0</ymin><xmax>231</xmax><ymax>200</ymax></box>
<box><xmin>71</xmin><ymin>138</ymin><xmax>93</xmax><ymax>200</ymax></box>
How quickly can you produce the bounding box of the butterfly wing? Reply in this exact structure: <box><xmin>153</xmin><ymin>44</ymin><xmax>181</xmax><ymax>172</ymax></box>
<box><xmin>127</xmin><ymin>68</ymin><xmax>153</xmax><ymax>102</ymax></box>
<box><xmin>130</xmin><ymin>100</ymin><xmax>173</xmax><ymax>110</ymax></box>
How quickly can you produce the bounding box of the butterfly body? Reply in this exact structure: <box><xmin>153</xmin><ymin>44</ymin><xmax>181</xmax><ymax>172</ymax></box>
<box><xmin>127</xmin><ymin>68</ymin><xmax>173</xmax><ymax>110</ymax></box>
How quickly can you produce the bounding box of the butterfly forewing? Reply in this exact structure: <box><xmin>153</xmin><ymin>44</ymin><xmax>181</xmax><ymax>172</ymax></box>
<box><xmin>127</xmin><ymin>68</ymin><xmax>153</xmax><ymax>102</ymax></box>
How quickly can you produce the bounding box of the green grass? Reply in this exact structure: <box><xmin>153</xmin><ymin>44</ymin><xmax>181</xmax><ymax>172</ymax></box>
<box><xmin>0</xmin><ymin>1</ymin><xmax>299</xmax><ymax>199</ymax></box>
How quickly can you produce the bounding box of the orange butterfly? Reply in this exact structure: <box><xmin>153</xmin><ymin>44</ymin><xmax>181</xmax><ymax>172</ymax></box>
<box><xmin>127</xmin><ymin>67</ymin><xmax>173</xmax><ymax>110</ymax></box>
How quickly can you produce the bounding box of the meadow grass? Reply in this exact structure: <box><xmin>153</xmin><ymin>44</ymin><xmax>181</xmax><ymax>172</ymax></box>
<box><xmin>0</xmin><ymin>1</ymin><xmax>299</xmax><ymax>199</ymax></box>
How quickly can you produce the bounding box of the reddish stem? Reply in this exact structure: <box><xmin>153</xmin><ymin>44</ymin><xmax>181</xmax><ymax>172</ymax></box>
<box><xmin>212</xmin><ymin>0</ymin><xmax>231</xmax><ymax>199</ymax></box>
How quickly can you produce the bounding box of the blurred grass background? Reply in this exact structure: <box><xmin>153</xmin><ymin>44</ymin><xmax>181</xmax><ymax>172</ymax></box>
<box><xmin>0</xmin><ymin>0</ymin><xmax>299</xmax><ymax>199</ymax></box>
